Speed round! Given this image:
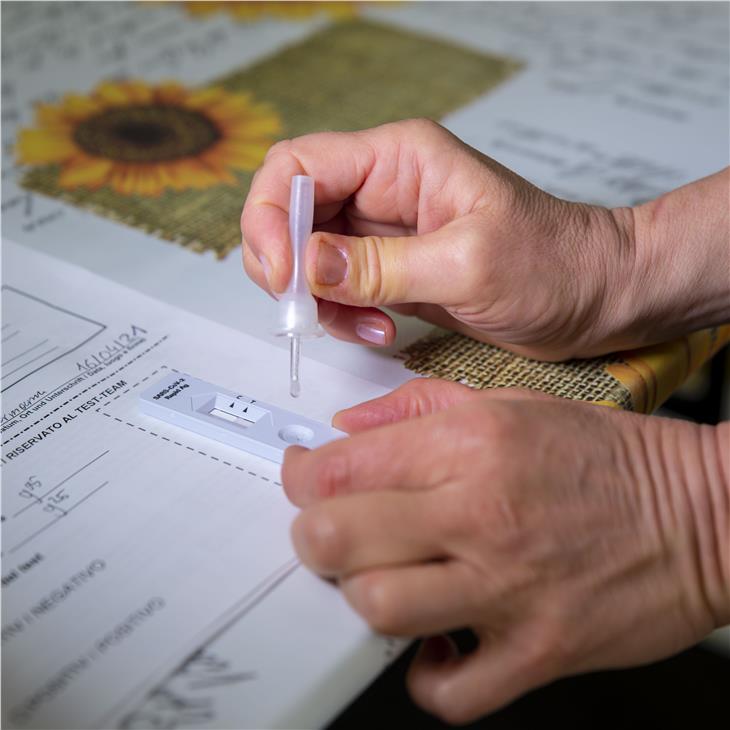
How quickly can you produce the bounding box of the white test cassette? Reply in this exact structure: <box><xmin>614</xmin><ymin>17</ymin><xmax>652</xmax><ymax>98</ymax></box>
<box><xmin>139</xmin><ymin>372</ymin><xmax>344</xmax><ymax>464</ymax></box>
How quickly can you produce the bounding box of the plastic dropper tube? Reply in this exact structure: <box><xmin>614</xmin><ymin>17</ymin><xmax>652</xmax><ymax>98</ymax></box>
<box><xmin>273</xmin><ymin>175</ymin><xmax>322</xmax><ymax>397</ymax></box>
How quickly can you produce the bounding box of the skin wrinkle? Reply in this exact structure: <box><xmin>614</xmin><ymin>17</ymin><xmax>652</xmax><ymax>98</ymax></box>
<box><xmin>674</xmin><ymin>425</ymin><xmax>718</xmax><ymax>632</ymax></box>
<box><xmin>523</xmin><ymin>201</ymin><xmax>606</xmax><ymax>357</ymax></box>
<box><xmin>392</xmin><ymin>133</ymin><xmax>411</xmax><ymax>228</ymax></box>
<box><xmin>408</xmin><ymin>137</ymin><xmax>427</xmax><ymax>230</ymax></box>
<box><xmin>625</xmin><ymin>418</ymin><xmax>667</xmax><ymax>562</ymax></box>
<box><xmin>414</xmin><ymin>125</ymin><xmax>453</xmax><ymax>231</ymax></box>
<box><xmin>466</xmin><ymin>195</ymin><xmax>579</xmax><ymax>353</ymax></box>
<box><xmin>658</xmin><ymin>420</ymin><xmax>716</xmax><ymax>637</ymax></box>
<box><xmin>692</xmin><ymin>424</ymin><xmax>724</xmax><ymax>626</ymax></box>
<box><xmin>350</xmin><ymin>134</ymin><xmax>379</xmax><ymax>219</ymax></box>
<box><xmin>603</xmin><ymin>205</ymin><xmax>639</xmax><ymax>344</ymax></box>
<box><xmin>709</xmin><ymin>424</ymin><xmax>730</xmax><ymax>621</ymax></box>
<box><xmin>566</xmin><ymin>204</ymin><xmax>611</xmax><ymax>349</ymax></box>
<box><xmin>696</xmin><ymin>423</ymin><xmax>730</xmax><ymax>625</ymax></box>
<box><xmin>355</xmin><ymin>235</ymin><xmax>385</xmax><ymax>304</ymax></box>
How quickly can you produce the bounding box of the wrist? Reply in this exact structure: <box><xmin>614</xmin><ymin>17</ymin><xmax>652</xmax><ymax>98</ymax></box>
<box><xmin>562</xmin><ymin>202</ymin><xmax>642</xmax><ymax>357</ymax></box>
<box><xmin>652</xmin><ymin>417</ymin><xmax>730</xmax><ymax>632</ymax></box>
<box><xmin>610</xmin><ymin>169</ymin><xmax>730</xmax><ymax>350</ymax></box>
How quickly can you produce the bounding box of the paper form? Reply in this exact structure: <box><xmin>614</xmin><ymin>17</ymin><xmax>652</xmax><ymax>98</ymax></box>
<box><xmin>1</xmin><ymin>288</ymin><xmax>106</xmax><ymax>393</ymax></box>
<box><xmin>1</xmin><ymin>240</ymin><xmax>389</xmax><ymax>729</ymax></box>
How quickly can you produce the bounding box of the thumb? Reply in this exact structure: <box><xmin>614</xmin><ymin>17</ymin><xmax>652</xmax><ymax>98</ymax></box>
<box><xmin>333</xmin><ymin>378</ymin><xmax>476</xmax><ymax>433</ymax></box>
<box><xmin>305</xmin><ymin>219</ymin><xmax>476</xmax><ymax>307</ymax></box>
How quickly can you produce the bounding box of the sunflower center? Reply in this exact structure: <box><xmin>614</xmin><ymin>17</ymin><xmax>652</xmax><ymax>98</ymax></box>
<box><xmin>73</xmin><ymin>105</ymin><xmax>221</xmax><ymax>162</ymax></box>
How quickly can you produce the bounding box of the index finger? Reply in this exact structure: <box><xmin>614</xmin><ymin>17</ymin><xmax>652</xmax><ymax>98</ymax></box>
<box><xmin>241</xmin><ymin>120</ymin><xmax>440</xmax><ymax>291</ymax></box>
<box><xmin>241</xmin><ymin>132</ymin><xmax>375</xmax><ymax>292</ymax></box>
<box><xmin>281</xmin><ymin>411</ymin><xmax>456</xmax><ymax>508</ymax></box>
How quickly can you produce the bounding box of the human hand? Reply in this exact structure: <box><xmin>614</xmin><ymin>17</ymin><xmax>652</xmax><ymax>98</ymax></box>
<box><xmin>282</xmin><ymin>379</ymin><xmax>730</xmax><ymax>723</ymax></box>
<box><xmin>241</xmin><ymin>119</ymin><xmax>641</xmax><ymax>360</ymax></box>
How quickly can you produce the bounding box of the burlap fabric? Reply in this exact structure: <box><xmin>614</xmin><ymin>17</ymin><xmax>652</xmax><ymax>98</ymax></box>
<box><xmin>399</xmin><ymin>325</ymin><xmax>730</xmax><ymax>413</ymax></box>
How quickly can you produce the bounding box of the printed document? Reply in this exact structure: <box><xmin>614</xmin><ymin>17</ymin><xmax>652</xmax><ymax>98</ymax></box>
<box><xmin>1</xmin><ymin>241</ymin><xmax>389</xmax><ymax>729</ymax></box>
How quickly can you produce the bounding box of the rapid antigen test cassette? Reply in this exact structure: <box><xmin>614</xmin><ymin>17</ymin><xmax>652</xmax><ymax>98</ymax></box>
<box><xmin>139</xmin><ymin>372</ymin><xmax>344</xmax><ymax>463</ymax></box>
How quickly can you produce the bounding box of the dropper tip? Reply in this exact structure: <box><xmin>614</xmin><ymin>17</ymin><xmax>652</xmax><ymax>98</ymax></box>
<box><xmin>289</xmin><ymin>335</ymin><xmax>301</xmax><ymax>398</ymax></box>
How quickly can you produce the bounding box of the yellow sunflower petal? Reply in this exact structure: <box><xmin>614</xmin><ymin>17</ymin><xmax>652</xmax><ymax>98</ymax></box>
<box><xmin>228</xmin><ymin>3</ymin><xmax>268</xmax><ymax>19</ymax></box>
<box><xmin>119</xmin><ymin>80</ymin><xmax>154</xmax><ymax>104</ymax></box>
<box><xmin>57</xmin><ymin>93</ymin><xmax>103</xmax><ymax>121</ymax></box>
<box><xmin>109</xmin><ymin>166</ymin><xmax>135</xmax><ymax>196</ymax></box>
<box><xmin>173</xmin><ymin>159</ymin><xmax>229</xmax><ymax>188</ymax></box>
<box><xmin>58</xmin><ymin>155</ymin><xmax>113</xmax><ymax>189</ymax></box>
<box><xmin>326</xmin><ymin>2</ymin><xmax>358</xmax><ymax>19</ymax></box>
<box><xmin>164</xmin><ymin>160</ymin><xmax>200</xmax><ymax>189</ymax></box>
<box><xmin>184</xmin><ymin>2</ymin><xmax>222</xmax><ymax>16</ymax></box>
<box><xmin>182</xmin><ymin>1</ymin><xmax>358</xmax><ymax>22</ymax></box>
<box><xmin>185</xmin><ymin>87</ymin><xmax>229</xmax><ymax>109</ymax></box>
<box><xmin>135</xmin><ymin>166</ymin><xmax>165</xmax><ymax>197</ymax></box>
<box><xmin>154</xmin><ymin>163</ymin><xmax>181</xmax><ymax>191</ymax></box>
<box><xmin>268</xmin><ymin>1</ymin><xmax>357</xmax><ymax>19</ymax></box>
<box><xmin>205</xmin><ymin>91</ymin><xmax>254</xmax><ymax>108</ymax></box>
<box><xmin>154</xmin><ymin>82</ymin><xmax>189</xmax><ymax>106</ymax></box>
<box><xmin>93</xmin><ymin>81</ymin><xmax>137</xmax><ymax>106</ymax></box>
<box><xmin>268</xmin><ymin>1</ymin><xmax>319</xmax><ymax>18</ymax></box>
<box><xmin>36</xmin><ymin>104</ymin><xmax>75</xmax><ymax>130</ymax></box>
<box><xmin>195</xmin><ymin>152</ymin><xmax>239</xmax><ymax>181</ymax></box>
<box><xmin>107</xmin><ymin>167</ymin><xmax>126</xmax><ymax>194</ymax></box>
<box><xmin>121</xmin><ymin>167</ymin><xmax>146</xmax><ymax>196</ymax></box>
<box><xmin>16</xmin><ymin>128</ymin><xmax>77</xmax><ymax>164</ymax></box>
<box><xmin>131</xmin><ymin>167</ymin><xmax>151</xmax><ymax>196</ymax></box>
<box><xmin>220</xmin><ymin>117</ymin><xmax>283</xmax><ymax>137</ymax></box>
<box><xmin>149</xmin><ymin>162</ymin><xmax>181</xmax><ymax>191</ymax></box>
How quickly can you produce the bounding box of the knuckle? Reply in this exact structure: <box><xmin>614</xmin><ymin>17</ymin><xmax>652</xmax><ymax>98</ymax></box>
<box><xmin>478</xmin><ymin>402</ymin><xmax>520</xmax><ymax>445</ymax></box>
<box><xmin>394</xmin><ymin>378</ymin><xmax>445</xmax><ymax>417</ymax></box>
<box><xmin>264</xmin><ymin>138</ymin><xmax>293</xmax><ymax>162</ymax></box>
<box><xmin>403</xmin><ymin>117</ymin><xmax>446</xmax><ymax>142</ymax></box>
<box><xmin>444</xmin><ymin>231</ymin><xmax>486</xmax><ymax>301</ymax></box>
<box><xmin>313</xmin><ymin>451</ymin><xmax>352</xmax><ymax>499</ymax></box>
<box><xmin>291</xmin><ymin>508</ymin><xmax>342</xmax><ymax>571</ymax></box>
<box><xmin>350</xmin><ymin>574</ymin><xmax>402</xmax><ymax>634</ymax></box>
<box><xmin>430</xmin><ymin>686</ymin><xmax>478</xmax><ymax>726</ymax></box>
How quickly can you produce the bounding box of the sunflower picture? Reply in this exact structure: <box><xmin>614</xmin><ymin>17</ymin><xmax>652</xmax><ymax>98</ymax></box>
<box><xmin>18</xmin><ymin>20</ymin><xmax>520</xmax><ymax>259</ymax></box>
<box><xmin>17</xmin><ymin>80</ymin><xmax>281</xmax><ymax>197</ymax></box>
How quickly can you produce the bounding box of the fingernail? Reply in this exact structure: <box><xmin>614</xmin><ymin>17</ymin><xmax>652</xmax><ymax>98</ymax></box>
<box><xmin>316</xmin><ymin>241</ymin><xmax>347</xmax><ymax>286</ymax></box>
<box><xmin>355</xmin><ymin>321</ymin><xmax>387</xmax><ymax>345</ymax></box>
